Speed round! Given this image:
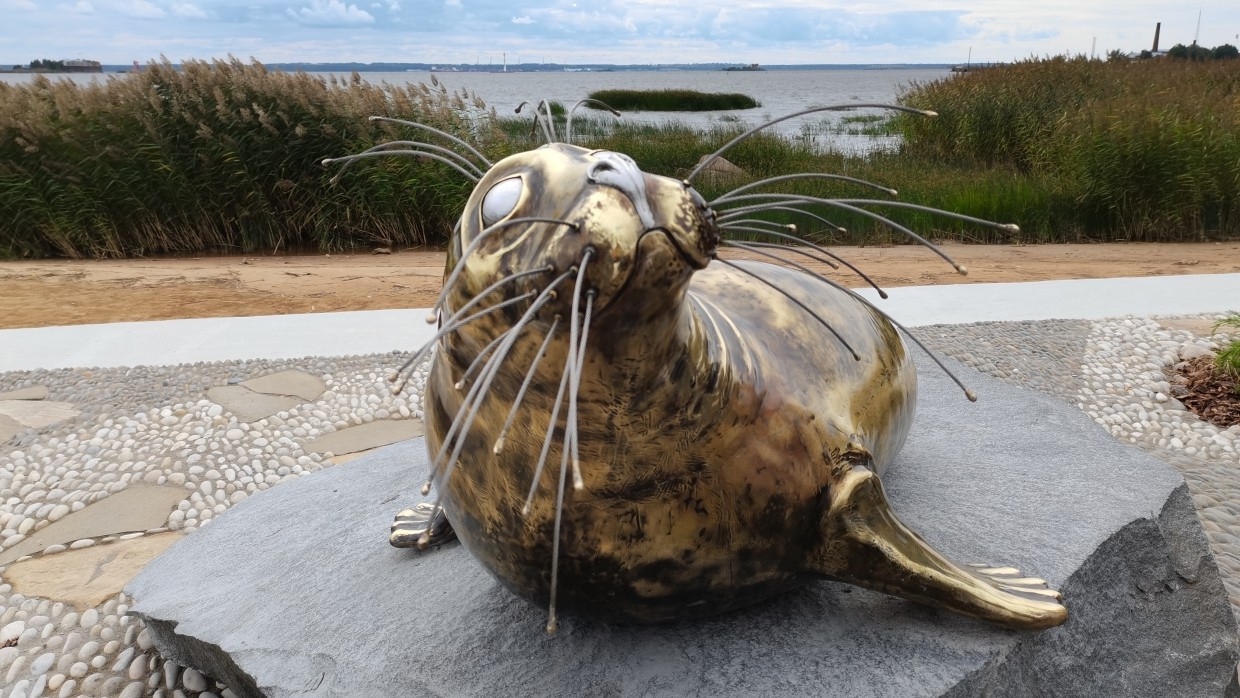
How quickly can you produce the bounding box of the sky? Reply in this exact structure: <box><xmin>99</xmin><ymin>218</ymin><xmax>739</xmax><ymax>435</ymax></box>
<box><xmin>3</xmin><ymin>0</ymin><xmax>1239</xmax><ymax>66</ymax></box>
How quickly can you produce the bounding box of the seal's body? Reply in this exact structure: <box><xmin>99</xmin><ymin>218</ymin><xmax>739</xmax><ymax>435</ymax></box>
<box><xmin>400</xmin><ymin>142</ymin><xmax>1067</xmax><ymax>630</ymax></box>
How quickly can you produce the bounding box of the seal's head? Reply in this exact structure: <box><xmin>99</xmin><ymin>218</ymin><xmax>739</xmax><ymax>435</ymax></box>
<box><xmin>444</xmin><ymin>143</ymin><xmax>719</xmax><ymax>325</ymax></box>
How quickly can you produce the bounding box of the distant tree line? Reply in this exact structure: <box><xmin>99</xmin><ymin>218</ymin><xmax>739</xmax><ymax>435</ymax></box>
<box><xmin>27</xmin><ymin>59</ymin><xmax>68</xmax><ymax>70</ymax></box>
<box><xmin>1137</xmin><ymin>43</ymin><xmax>1239</xmax><ymax>60</ymax></box>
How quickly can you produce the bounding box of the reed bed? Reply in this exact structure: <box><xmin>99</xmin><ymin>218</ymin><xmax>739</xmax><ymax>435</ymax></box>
<box><xmin>1</xmin><ymin>57</ymin><xmax>1235</xmax><ymax>258</ymax></box>
<box><xmin>896</xmin><ymin>56</ymin><xmax>1240</xmax><ymax>240</ymax></box>
<box><xmin>0</xmin><ymin>58</ymin><xmax>500</xmax><ymax>258</ymax></box>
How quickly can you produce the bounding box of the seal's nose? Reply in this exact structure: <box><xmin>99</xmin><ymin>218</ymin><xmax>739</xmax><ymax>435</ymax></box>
<box><xmin>586</xmin><ymin>152</ymin><xmax>657</xmax><ymax>231</ymax></box>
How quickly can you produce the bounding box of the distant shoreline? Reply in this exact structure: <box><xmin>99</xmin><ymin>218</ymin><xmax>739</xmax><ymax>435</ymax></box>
<box><xmin>3</xmin><ymin>62</ymin><xmax>955</xmax><ymax>75</ymax></box>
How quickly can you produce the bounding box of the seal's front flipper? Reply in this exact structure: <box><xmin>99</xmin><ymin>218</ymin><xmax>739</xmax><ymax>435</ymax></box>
<box><xmin>390</xmin><ymin>502</ymin><xmax>458</xmax><ymax>550</ymax></box>
<box><xmin>810</xmin><ymin>466</ymin><xmax>1068</xmax><ymax>630</ymax></box>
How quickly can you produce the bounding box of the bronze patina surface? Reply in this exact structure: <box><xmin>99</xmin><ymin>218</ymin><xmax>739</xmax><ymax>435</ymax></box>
<box><xmin>386</xmin><ymin>135</ymin><xmax>1068</xmax><ymax>632</ymax></box>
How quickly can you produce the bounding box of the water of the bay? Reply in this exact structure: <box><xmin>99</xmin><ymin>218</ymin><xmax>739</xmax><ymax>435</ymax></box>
<box><xmin>0</xmin><ymin>68</ymin><xmax>952</xmax><ymax>153</ymax></box>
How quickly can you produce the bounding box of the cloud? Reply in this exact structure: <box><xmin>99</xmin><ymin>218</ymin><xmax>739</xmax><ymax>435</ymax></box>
<box><xmin>511</xmin><ymin>15</ymin><xmax>532</xmax><ymax>24</ymax></box>
<box><xmin>287</xmin><ymin>0</ymin><xmax>375</xmax><ymax>26</ymax></box>
<box><xmin>56</xmin><ymin>0</ymin><xmax>93</xmax><ymax>14</ymax></box>
<box><xmin>171</xmin><ymin>2</ymin><xmax>208</xmax><ymax>18</ymax></box>
<box><xmin>387</xmin><ymin>0</ymin><xmax>399</xmax><ymax>9</ymax></box>
<box><xmin>7</xmin><ymin>0</ymin><xmax>37</xmax><ymax>10</ymax></box>
<box><xmin>117</xmin><ymin>0</ymin><xmax>165</xmax><ymax>18</ymax></box>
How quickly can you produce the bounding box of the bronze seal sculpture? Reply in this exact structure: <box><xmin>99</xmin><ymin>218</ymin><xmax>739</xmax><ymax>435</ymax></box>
<box><xmin>329</xmin><ymin>102</ymin><xmax>1069</xmax><ymax>633</ymax></box>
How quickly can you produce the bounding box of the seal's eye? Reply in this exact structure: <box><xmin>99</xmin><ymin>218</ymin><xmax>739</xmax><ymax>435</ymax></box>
<box><xmin>480</xmin><ymin>177</ymin><xmax>523</xmax><ymax>227</ymax></box>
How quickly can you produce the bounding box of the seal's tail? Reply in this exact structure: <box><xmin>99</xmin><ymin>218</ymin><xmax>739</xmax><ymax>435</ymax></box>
<box><xmin>809</xmin><ymin>465</ymin><xmax>1068</xmax><ymax>630</ymax></box>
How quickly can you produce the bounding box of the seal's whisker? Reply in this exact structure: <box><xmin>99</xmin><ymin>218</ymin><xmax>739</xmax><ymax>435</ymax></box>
<box><xmin>720</xmin><ymin>224</ymin><xmax>837</xmax><ymax>267</ymax></box>
<box><xmin>718</xmin><ymin>226</ymin><xmax>890</xmax><ymax>298</ymax></box>
<box><xmin>547</xmin><ymin>397</ymin><xmax>572</xmax><ymax>635</ymax></box>
<box><xmin>493</xmin><ymin>315</ymin><xmax>561</xmax><ymax>455</ymax></box>
<box><xmin>713</xmin><ymin>258</ymin><xmax>861</xmax><ymax>362</ymax></box>
<box><xmin>425</xmin><ymin>270</ymin><xmax>576</xmax><ymax>490</ymax></box>
<box><xmin>686</xmin><ymin>103</ymin><xmax>937</xmax><ymax>184</ymax></box>
<box><xmin>741</xmin><ymin>241</ymin><xmax>888</xmax><ymax>299</ymax></box>
<box><xmin>433</xmin><ymin>218</ymin><xmax>579</xmax><ymax>318</ymax></box>
<box><xmin>515</xmin><ymin>100</ymin><xmax>557</xmax><ymax>144</ymax></box>
<box><xmin>322</xmin><ymin>150</ymin><xmax>481</xmax><ymax>184</ymax></box>
<box><xmin>565</xmin><ymin>99</ymin><xmax>621</xmax><ymax>143</ymax></box>
<box><xmin>719</xmin><ymin>206</ymin><xmax>847</xmax><ymax>233</ymax></box>
<box><xmin>442</xmin><ymin>266</ymin><xmax>554</xmax><ymax>330</ymax></box>
<box><xmin>720</xmin><ymin>240</ymin><xmax>870</xmax><ymax>298</ymax></box>
<box><xmin>565</xmin><ymin>250</ymin><xmax>595</xmax><ymax>491</ymax></box>
<box><xmin>710</xmin><ymin>173</ymin><xmax>898</xmax><ymax>206</ymax></box>
<box><xmin>803</xmin><ymin>270</ymin><xmax>979</xmax><ymax>402</ymax></box>
<box><xmin>831</xmin><ymin>199</ymin><xmax>1020</xmax><ymax>236</ymax></box>
<box><xmin>522</xmin><ymin>338</ymin><xmax>574</xmax><ymax>517</ymax></box>
<box><xmin>454</xmin><ymin>331</ymin><xmax>507</xmax><ymax>390</ymax></box>
<box><xmin>327</xmin><ymin>140</ymin><xmax>486</xmax><ymax>179</ymax></box>
<box><xmin>715</xmin><ymin>193</ymin><xmax>969</xmax><ymax>275</ymax></box>
<box><xmin>366</xmin><ymin>115</ymin><xmax>493</xmax><ymax>168</ymax></box>
<box><xmin>390</xmin><ymin>291</ymin><xmax>536</xmax><ymax>395</ymax></box>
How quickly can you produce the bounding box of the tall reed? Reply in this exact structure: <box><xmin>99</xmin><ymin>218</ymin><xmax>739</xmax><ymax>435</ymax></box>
<box><xmin>0</xmin><ymin>58</ymin><xmax>499</xmax><ymax>258</ymax></box>
<box><xmin>896</xmin><ymin>57</ymin><xmax>1240</xmax><ymax>239</ymax></box>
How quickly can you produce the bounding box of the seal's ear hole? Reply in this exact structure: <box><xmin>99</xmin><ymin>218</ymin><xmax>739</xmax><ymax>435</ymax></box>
<box><xmin>480</xmin><ymin>176</ymin><xmax>524</xmax><ymax>227</ymax></box>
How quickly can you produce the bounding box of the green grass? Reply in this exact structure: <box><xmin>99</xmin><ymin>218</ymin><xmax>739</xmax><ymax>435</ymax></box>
<box><xmin>584</xmin><ymin>89</ymin><xmax>760</xmax><ymax>111</ymax></box>
<box><xmin>1214</xmin><ymin>313</ymin><xmax>1240</xmax><ymax>381</ymax></box>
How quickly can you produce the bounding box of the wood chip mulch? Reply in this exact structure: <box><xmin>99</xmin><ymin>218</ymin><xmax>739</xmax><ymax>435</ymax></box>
<box><xmin>1176</xmin><ymin>356</ymin><xmax>1240</xmax><ymax>428</ymax></box>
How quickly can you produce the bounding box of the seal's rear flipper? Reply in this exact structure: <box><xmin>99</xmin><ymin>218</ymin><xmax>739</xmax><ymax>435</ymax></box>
<box><xmin>390</xmin><ymin>502</ymin><xmax>458</xmax><ymax>550</ymax></box>
<box><xmin>810</xmin><ymin>466</ymin><xmax>1068</xmax><ymax>630</ymax></box>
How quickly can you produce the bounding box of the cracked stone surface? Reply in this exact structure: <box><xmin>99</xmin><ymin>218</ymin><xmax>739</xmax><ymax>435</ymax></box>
<box><xmin>239</xmin><ymin>371</ymin><xmax>326</xmax><ymax>402</ymax></box>
<box><xmin>206</xmin><ymin>370</ymin><xmax>327</xmax><ymax>423</ymax></box>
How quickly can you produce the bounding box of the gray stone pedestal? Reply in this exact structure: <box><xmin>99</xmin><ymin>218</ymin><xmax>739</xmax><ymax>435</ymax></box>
<box><xmin>127</xmin><ymin>358</ymin><xmax>1239</xmax><ymax>697</ymax></box>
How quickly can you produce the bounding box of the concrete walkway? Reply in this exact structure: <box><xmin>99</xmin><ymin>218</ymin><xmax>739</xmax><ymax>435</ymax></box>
<box><xmin>1</xmin><ymin>273</ymin><xmax>1236</xmax><ymax>373</ymax></box>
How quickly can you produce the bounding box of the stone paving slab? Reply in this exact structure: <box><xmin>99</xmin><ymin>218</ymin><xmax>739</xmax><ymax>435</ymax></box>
<box><xmin>6</xmin><ymin>533</ymin><xmax>182</xmax><ymax>612</ymax></box>
<box><xmin>0</xmin><ymin>484</ymin><xmax>185</xmax><ymax>565</ymax></box>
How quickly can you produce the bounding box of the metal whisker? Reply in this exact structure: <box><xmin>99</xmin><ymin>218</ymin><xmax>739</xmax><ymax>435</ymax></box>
<box><xmin>541</xmin><ymin>290</ymin><xmax>595</xmax><ymax>633</ymax></box>
<box><xmin>441</xmin><ymin>266</ymin><xmax>553</xmax><ymax>330</ymax></box>
<box><xmin>720</xmin><ymin>208</ymin><xmax>846</xmax><ymax>233</ymax></box>
<box><xmin>367</xmin><ymin>115</ymin><xmax>492</xmax><ymax>168</ymax></box>
<box><xmin>565</xmin><ymin>99</ymin><xmax>621</xmax><ymax>143</ymax></box>
<box><xmin>710</xmin><ymin>172</ymin><xmax>897</xmax><ymax>206</ymax></box>
<box><xmin>719</xmin><ymin>224</ymin><xmax>838</xmax><ymax>267</ymax></box>
<box><xmin>521</xmin><ymin>342</ymin><xmax>573</xmax><ymax>517</ymax></box>
<box><xmin>564</xmin><ymin>250</ymin><xmax>594</xmax><ymax>491</ymax></box>
<box><xmin>416</xmin><ymin>270</ymin><xmax>575</xmax><ymax>545</ymax></box>
<box><xmin>347</xmin><ymin>140</ymin><xmax>486</xmax><ymax>178</ymax></box>
<box><xmin>718</xmin><ymin>225</ymin><xmax>889</xmax><ymax>298</ymax></box>
<box><xmin>719</xmin><ymin>241</ymin><xmax>882</xmax><ymax>306</ymax></box>
<box><xmin>390</xmin><ymin>292</ymin><xmax>536</xmax><ymax>395</ymax></box>
<box><xmin>432</xmin><ymin>273</ymin><xmax>568</xmax><ymax>491</ymax></box>
<box><xmin>493</xmin><ymin>315</ymin><xmax>561</xmax><ymax>455</ymax></box>
<box><xmin>713</xmin><ymin>258</ymin><xmax>861</xmax><ymax>362</ymax></box>
<box><xmin>782</xmin><ymin>261</ymin><xmax>979</xmax><ymax>403</ymax></box>
<box><xmin>831</xmin><ymin>199</ymin><xmax>1021</xmax><ymax>235</ymax></box>
<box><xmin>432</xmin><ymin>218</ymin><xmax>578</xmax><ymax>320</ymax></box>
<box><xmin>715</xmin><ymin>193</ymin><xmax>968</xmax><ymax>275</ymax></box>
<box><xmin>322</xmin><ymin>150</ymin><xmax>481</xmax><ymax>183</ymax></box>
<box><xmin>425</xmin><ymin>270</ymin><xmax>575</xmax><ymax>486</ymax></box>
<box><xmin>454</xmin><ymin>331</ymin><xmax>507</xmax><ymax>390</ymax></box>
<box><xmin>515</xmin><ymin>100</ymin><xmax>557</xmax><ymax>144</ymax></box>
<box><xmin>736</xmin><ymin>240</ymin><xmax>888</xmax><ymax>299</ymax></box>
<box><xmin>686</xmin><ymin>104</ymin><xmax>937</xmax><ymax>184</ymax></box>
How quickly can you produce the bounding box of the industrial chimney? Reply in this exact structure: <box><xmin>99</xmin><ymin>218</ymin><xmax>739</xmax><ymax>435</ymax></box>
<box><xmin>1152</xmin><ymin>22</ymin><xmax>1161</xmax><ymax>52</ymax></box>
